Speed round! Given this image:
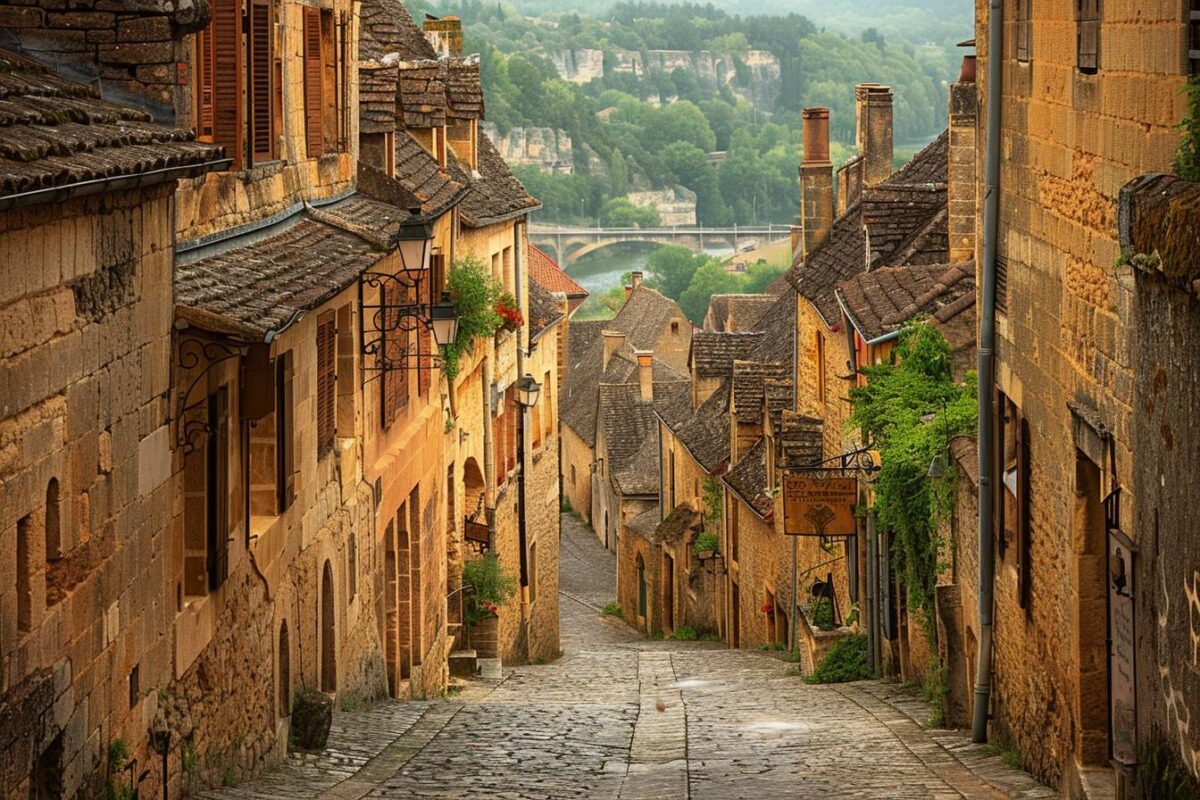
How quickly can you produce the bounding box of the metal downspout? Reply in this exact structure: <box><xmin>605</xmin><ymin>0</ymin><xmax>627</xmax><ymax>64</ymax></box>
<box><xmin>972</xmin><ymin>0</ymin><xmax>1003</xmax><ymax>744</ymax></box>
<box><xmin>515</xmin><ymin>222</ymin><xmax>531</xmax><ymax>648</ymax></box>
<box><xmin>482</xmin><ymin>354</ymin><xmax>496</xmax><ymax>545</ymax></box>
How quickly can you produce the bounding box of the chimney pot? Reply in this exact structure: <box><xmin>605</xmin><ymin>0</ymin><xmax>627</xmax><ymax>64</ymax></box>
<box><xmin>958</xmin><ymin>54</ymin><xmax>977</xmax><ymax>83</ymax></box>
<box><xmin>856</xmin><ymin>84</ymin><xmax>894</xmax><ymax>187</ymax></box>
<box><xmin>423</xmin><ymin>16</ymin><xmax>463</xmax><ymax>57</ymax></box>
<box><xmin>802</xmin><ymin>107</ymin><xmax>831</xmax><ymax>164</ymax></box>
<box><xmin>630</xmin><ymin>271</ymin><xmax>644</xmax><ymax>290</ymax></box>
<box><xmin>602</xmin><ymin>330</ymin><xmax>625</xmax><ymax>370</ymax></box>
<box><xmin>636</xmin><ymin>350</ymin><xmax>653</xmax><ymax>402</ymax></box>
<box><xmin>798</xmin><ymin>107</ymin><xmax>834</xmax><ymax>261</ymax></box>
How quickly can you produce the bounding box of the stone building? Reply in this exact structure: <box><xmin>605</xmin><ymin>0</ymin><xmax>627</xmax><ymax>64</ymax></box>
<box><xmin>702</xmin><ymin>293</ymin><xmax>777</xmax><ymax>333</ymax></box>
<box><xmin>932</xmin><ymin>4</ymin><xmax>1192</xmax><ymax>796</ymax></box>
<box><xmin>0</xmin><ymin>35</ymin><xmax>225</xmax><ymax>798</ymax></box>
<box><xmin>560</xmin><ymin>276</ymin><xmax>690</xmax><ymax>539</ymax></box>
<box><xmin>0</xmin><ymin>0</ymin><xmax>556</xmax><ymax>796</ymax></box>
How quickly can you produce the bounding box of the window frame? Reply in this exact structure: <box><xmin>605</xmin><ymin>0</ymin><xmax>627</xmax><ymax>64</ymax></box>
<box><xmin>1076</xmin><ymin>0</ymin><xmax>1100</xmax><ymax>74</ymax></box>
<box><xmin>1015</xmin><ymin>0</ymin><xmax>1032</xmax><ymax>63</ymax></box>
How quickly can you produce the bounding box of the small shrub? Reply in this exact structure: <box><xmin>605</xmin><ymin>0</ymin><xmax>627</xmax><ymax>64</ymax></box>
<box><xmin>803</xmin><ymin>634</ymin><xmax>872</xmax><ymax>684</ymax></box>
<box><xmin>182</xmin><ymin>739</ymin><xmax>198</xmax><ymax>774</ymax></box>
<box><xmin>442</xmin><ymin>256</ymin><xmax>504</xmax><ymax>379</ymax></box>
<box><xmin>462</xmin><ymin>554</ymin><xmax>518</xmax><ymax>622</ymax></box>
<box><xmin>1175</xmin><ymin>75</ymin><xmax>1200</xmax><ymax>182</ymax></box>
<box><xmin>560</xmin><ymin>497</ymin><xmax>573</xmax><ymax>513</ymax></box>
<box><xmin>1139</xmin><ymin>735</ymin><xmax>1200</xmax><ymax>800</ymax></box>
<box><xmin>981</xmin><ymin>740</ymin><xmax>1024</xmax><ymax>771</ymax></box>
<box><xmin>649</xmin><ymin>630</ymin><xmax>665</xmax><ymax>641</ymax></box>
<box><xmin>105</xmin><ymin>739</ymin><xmax>133</xmax><ymax>800</ymax></box>
<box><xmin>699</xmin><ymin>630</ymin><xmax>721</xmax><ymax>642</ymax></box>
<box><xmin>223</xmin><ymin>768</ymin><xmax>235</xmax><ymax>787</ymax></box>
<box><xmin>801</xmin><ymin>598</ymin><xmax>835</xmax><ymax>632</ymax></box>
<box><xmin>671</xmin><ymin>625</ymin><xmax>698</xmax><ymax>641</ymax></box>
<box><xmin>693</xmin><ymin>531</ymin><xmax>719</xmax><ymax>555</ymax></box>
<box><xmin>602</xmin><ymin>601</ymin><xmax>623</xmax><ymax>618</ymax></box>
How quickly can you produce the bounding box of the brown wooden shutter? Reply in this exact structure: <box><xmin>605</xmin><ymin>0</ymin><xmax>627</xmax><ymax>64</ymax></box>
<box><xmin>209</xmin><ymin>0</ymin><xmax>242</xmax><ymax>166</ymax></box>
<box><xmin>381</xmin><ymin>283</ymin><xmax>410</xmax><ymax>427</ymax></box>
<box><xmin>317</xmin><ymin>311</ymin><xmax>337</xmax><ymax>455</ymax></box>
<box><xmin>993</xmin><ymin>388</ymin><xmax>1006</xmax><ymax>559</ymax></box>
<box><xmin>196</xmin><ymin>22</ymin><xmax>216</xmax><ymax>139</ymax></box>
<box><xmin>1077</xmin><ymin>0</ymin><xmax>1099</xmax><ymax>73</ymax></box>
<box><xmin>249</xmin><ymin>0</ymin><xmax>275</xmax><ymax>163</ymax></box>
<box><xmin>995</xmin><ymin>255</ymin><xmax>1008</xmax><ymax>315</ymax></box>
<box><xmin>303</xmin><ymin>7</ymin><xmax>325</xmax><ymax>158</ymax></box>
<box><xmin>1016</xmin><ymin>414</ymin><xmax>1032</xmax><ymax>609</ymax></box>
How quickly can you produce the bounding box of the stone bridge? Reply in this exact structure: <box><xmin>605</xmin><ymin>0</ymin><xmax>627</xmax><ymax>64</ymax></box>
<box><xmin>529</xmin><ymin>223</ymin><xmax>793</xmax><ymax>266</ymax></box>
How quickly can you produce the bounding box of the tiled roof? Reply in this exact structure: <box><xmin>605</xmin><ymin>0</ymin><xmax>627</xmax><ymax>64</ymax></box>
<box><xmin>626</xmin><ymin>507</ymin><xmax>661</xmax><ymax>539</ymax></box>
<box><xmin>600</xmin><ymin>378</ymin><xmax>690</xmax><ymax>496</ymax></box>
<box><xmin>394</xmin><ymin>131</ymin><xmax>467</xmax><ymax>216</ymax></box>
<box><xmin>445</xmin><ymin>57</ymin><xmax>485</xmax><ymax>121</ymax></box>
<box><xmin>651</xmin><ymin>504</ymin><xmax>702</xmax><ymax>545</ymax></box>
<box><xmin>360</xmin><ymin>0</ymin><xmax>437</xmax><ymax>62</ymax></box>
<box><xmin>452</xmin><ymin>133</ymin><xmax>540</xmax><ymax>227</ymax></box>
<box><xmin>724</xmin><ymin>437</ymin><xmax>772</xmax><ymax>518</ymax></box>
<box><xmin>787</xmin><ymin>129</ymin><xmax>950</xmax><ymax>325</ymax></box>
<box><xmin>836</xmin><ymin>262</ymin><xmax>975</xmax><ymax>343</ymax></box>
<box><xmin>527</xmin><ymin>244</ymin><xmax>588</xmax><ymax>299</ymax></box>
<box><xmin>732</xmin><ymin>361</ymin><xmax>789</xmax><ymax>423</ymax></box>
<box><xmin>777</xmin><ymin>412</ymin><xmax>824</xmax><ymax>470</ymax></box>
<box><xmin>704</xmin><ymin>294</ymin><xmax>776</xmax><ymax>332</ymax></box>
<box><xmin>176</xmin><ymin>195</ymin><xmax>396</xmax><ymax>339</ymax></box>
<box><xmin>743</xmin><ymin>292</ymin><xmax>796</xmax><ymax>368</ymax></box>
<box><xmin>528</xmin><ymin>279</ymin><xmax>564</xmax><ymax>341</ymax></box>
<box><xmin>561</xmin><ymin>285</ymin><xmax>687</xmax><ymax>445</ymax></box>
<box><xmin>0</xmin><ymin>49</ymin><xmax>224</xmax><ymax>204</ymax></box>
<box><xmin>690</xmin><ymin>331</ymin><xmax>763</xmax><ymax>378</ymax></box>
<box><xmin>396</xmin><ymin>60</ymin><xmax>447</xmax><ymax>129</ymax></box>
<box><xmin>672</xmin><ymin>378</ymin><xmax>731</xmax><ymax>473</ymax></box>
<box><xmin>359</xmin><ymin>64</ymin><xmax>398</xmax><ymax>134</ymax></box>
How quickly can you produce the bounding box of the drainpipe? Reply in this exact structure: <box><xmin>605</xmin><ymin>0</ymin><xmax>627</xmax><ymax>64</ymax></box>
<box><xmin>972</xmin><ymin>0</ymin><xmax>1003</xmax><ymax>745</ymax></box>
<box><xmin>514</xmin><ymin>222</ymin><xmax>531</xmax><ymax>648</ymax></box>
<box><xmin>482</xmin><ymin>353</ymin><xmax>496</xmax><ymax>546</ymax></box>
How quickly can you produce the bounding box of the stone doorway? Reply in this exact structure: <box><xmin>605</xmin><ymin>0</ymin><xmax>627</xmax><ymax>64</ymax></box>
<box><xmin>321</xmin><ymin>560</ymin><xmax>337</xmax><ymax>693</ymax></box>
<box><xmin>1073</xmin><ymin>450</ymin><xmax>1109</xmax><ymax>767</ymax></box>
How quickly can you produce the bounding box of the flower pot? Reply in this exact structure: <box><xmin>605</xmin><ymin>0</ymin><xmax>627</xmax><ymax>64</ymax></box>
<box><xmin>470</xmin><ymin>614</ymin><xmax>499</xmax><ymax>659</ymax></box>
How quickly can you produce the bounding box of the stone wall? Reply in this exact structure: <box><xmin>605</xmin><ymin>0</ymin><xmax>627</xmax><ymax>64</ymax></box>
<box><xmin>0</xmin><ymin>186</ymin><xmax>178</xmax><ymax>800</ymax></box>
<box><xmin>560</xmin><ymin>426</ymin><xmax>594</xmax><ymax>525</ymax></box>
<box><xmin>481</xmin><ymin>124</ymin><xmax>574</xmax><ymax>175</ymax></box>
<box><xmin>976</xmin><ymin>0</ymin><xmax>1186</xmax><ymax>787</ymax></box>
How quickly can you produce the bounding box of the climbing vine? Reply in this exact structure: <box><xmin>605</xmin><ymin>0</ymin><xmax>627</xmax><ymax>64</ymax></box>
<box><xmin>441</xmin><ymin>255</ymin><xmax>503</xmax><ymax>380</ymax></box>
<box><xmin>701</xmin><ymin>476</ymin><xmax>723</xmax><ymax>528</ymax></box>
<box><xmin>1174</xmin><ymin>75</ymin><xmax>1200</xmax><ymax>182</ymax></box>
<box><xmin>848</xmin><ymin>321</ymin><xmax>976</xmax><ymax>637</ymax></box>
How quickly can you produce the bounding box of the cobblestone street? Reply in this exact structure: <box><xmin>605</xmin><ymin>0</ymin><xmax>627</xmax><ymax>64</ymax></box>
<box><xmin>197</xmin><ymin>515</ymin><xmax>1052</xmax><ymax>800</ymax></box>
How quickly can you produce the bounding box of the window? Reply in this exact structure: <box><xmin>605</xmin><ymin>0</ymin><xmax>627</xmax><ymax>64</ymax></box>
<box><xmin>570</xmin><ymin>464</ymin><xmax>576</xmax><ymax>485</ymax></box>
<box><xmin>543</xmin><ymin>370</ymin><xmax>554</xmax><ymax>440</ymax></box>
<box><xmin>316</xmin><ymin>311</ymin><xmax>337</xmax><ymax>457</ymax></box>
<box><xmin>196</xmin><ymin>0</ymin><xmax>279</xmax><ymax>167</ymax></box>
<box><xmin>17</xmin><ymin>513</ymin><xmax>31</xmax><ymax>632</ymax></box>
<box><xmin>278</xmin><ymin>621</ymin><xmax>291</xmax><ymax>715</ymax></box>
<box><xmin>671</xmin><ymin>320</ymin><xmax>680</xmax><ymax>335</ymax></box>
<box><xmin>1016</xmin><ymin>0</ymin><xmax>1032</xmax><ymax>62</ymax></box>
<box><xmin>302</xmin><ymin>7</ymin><xmax>344</xmax><ymax>158</ymax></box>
<box><xmin>276</xmin><ymin>352</ymin><xmax>295</xmax><ymax>512</ymax></box>
<box><xmin>205</xmin><ymin>387</ymin><xmax>230</xmax><ymax>592</ymax></box>
<box><xmin>1077</xmin><ymin>0</ymin><xmax>1100</xmax><ymax>74</ymax></box>
<box><xmin>815</xmin><ymin>331</ymin><xmax>827</xmax><ymax>403</ymax></box>
<box><xmin>995</xmin><ymin>391</ymin><xmax>1032</xmax><ymax>609</ymax></box>
<box><xmin>995</xmin><ymin>255</ymin><xmax>1010</xmax><ymax>315</ymax></box>
<box><xmin>729</xmin><ymin>499</ymin><xmax>739</xmax><ymax>564</ymax></box>
<box><xmin>128</xmin><ymin>664</ymin><xmax>139</xmax><ymax>709</ymax></box>
<box><xmin>1190</xmin><ymin>1</ymin><xmax>1200</xmax><ymax>75</ymax></box>
<box><xmin>45</xmin><ymin>478</ymin><xmax>60</xmax><ymax>562</ymax></box>
<box><xmin>637</xmin><ymin>555</ymin><xmax>647</xmax><ymax>618</ymax></box>
<box><xmin>528</xmin><ymin>541</ymin><xmax>538</xmax><ymax>604</ymax></box>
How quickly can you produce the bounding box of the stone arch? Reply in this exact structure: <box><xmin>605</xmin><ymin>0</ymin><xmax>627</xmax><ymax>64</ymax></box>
<box><xmin>278</xmin><ymin>620</ymin><xmax>291</xmax><ymax>716</ymax></box>
<box><xmin>320</xmin><ymin>560</ymin><xmax>336</xmax><ymax>692</ymax></box>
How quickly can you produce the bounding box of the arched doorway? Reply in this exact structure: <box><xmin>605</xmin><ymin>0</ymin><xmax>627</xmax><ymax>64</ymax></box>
<box><xmin>320</xmin><ymin>561</ymin><xmax>336</xmax><ymax>692</ymax></box>
<box><xmin>278</xmin><ymin>621</ymin><xmax>291</xmax><ymax>716</ymax></box>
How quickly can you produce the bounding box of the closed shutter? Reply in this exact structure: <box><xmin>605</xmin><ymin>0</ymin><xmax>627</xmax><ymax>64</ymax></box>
<box><xmin>196</xmin><ymin>16</ymin><xmax>216</xmax><ymax>139</ymax></box>
<box><xmin>381</xmin><ymin>283</ymin><xmax>410</xmax><ymax>427</ymax></box>
<box><xmin>210</xmin><ymin>0</ymin><xmax>242</xmax><ymax>166</ymax></box>
<box><xmin>993</xmin><ymin>387</ymin><xmax>1006</xmax><ymax>559</ymax></box>
<box><xmin>1016</xmin><ymin>414</ymin><xmax>1032</xmax><ymax>609</ymax></box>
<box><xmin>317</xmin><ymin>311</ymin><xmax>337</xmax><ymax>456</ymax></box>
<box><xmin>995</xmin><ymin>255</ymin><xmax>1009</xmax><ymax>315</ymax></box>
<box><xmin>277</xmin><ymin>351</ymin><xmax>296</xmax><ymax>511</ymax></box>
<box><xmin>303</xmin><ymin>7</ymin><xmax>325</xmax><ymax>158</ymax></box>
<box><xmin>249</xmin><ymin>0</ymin><xmax>275</xmax><ymax>162</ymax></box>
<box><xmin>1077</xmin><ymin>0</ymin><xmax>1100</xmax><ymax>73</ymax></box>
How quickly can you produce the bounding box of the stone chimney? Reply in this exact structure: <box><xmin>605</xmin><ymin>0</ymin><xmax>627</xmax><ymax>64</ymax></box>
<box><xmin>602</xmin><ymin>330</ymin><xmax>625</xmax><ymax>370</ymax></box>
<box><xmin>636</xmin><ymin>351</ymin><xmax>654</xmax><ymax>402</ymax></box>
<box><xmin>630</xmin><ymin>271</ymin><xmax>644</xmax><ymax>290</ymax></box>
<box><xmin>798</xmin><ymin>107</ymin><xmax>834</xmax><ymax>261</ymax></box>
<box><xmin>947</xmin><ymin>57</ymin><xmax>978</xmax><ymax>262</ymax></box>
<box><xmin>423</xmin><ymin>16</ymin><xmax>463</xmax><ymax>57</ymax></box>
<box><xmin>856</xmin><ymin>83</ymin><xmax>894</xmax><ymax>187</ymax></box>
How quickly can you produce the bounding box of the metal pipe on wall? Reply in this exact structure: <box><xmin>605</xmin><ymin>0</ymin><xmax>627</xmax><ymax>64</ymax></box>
<box><xmin>972</xmin><ymin>0</ymin><xmax>1003</xmax><ymax>744</ymax></box>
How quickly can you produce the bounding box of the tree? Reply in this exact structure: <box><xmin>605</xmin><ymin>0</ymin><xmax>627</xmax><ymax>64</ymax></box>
<box><xmin>678</xmin><ymin>259</ymin><xmax>742</xmax><ymax>323</ymax></box>
<box><xmin>647</xmin><ymin>245</ymin><xmax>704</xmax><ymax>300</ymax></box>
<box><xmin>609</xmin><ymin>148</ymin><xmax>630</xmax><ymax>196</ymax></box>
<box><xmin>601</xmin><ymin>198</ymin><xmax>660</xmax><ymax>227</ymax></box>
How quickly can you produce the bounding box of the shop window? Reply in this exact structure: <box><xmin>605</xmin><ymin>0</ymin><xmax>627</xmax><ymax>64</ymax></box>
<box><xmin>1077</xmin><ymin>0</ymin><xmax>1100</xmax><ymax>74</ymax></box>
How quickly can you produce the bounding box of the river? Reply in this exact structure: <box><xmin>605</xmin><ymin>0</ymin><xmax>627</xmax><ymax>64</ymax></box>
<box><xmin>563</xmin><ymin>241</ymin><xmax>742</xmax><ymax>299</ymax></box>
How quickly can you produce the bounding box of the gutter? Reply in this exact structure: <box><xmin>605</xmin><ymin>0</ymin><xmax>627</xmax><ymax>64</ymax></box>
<box><xmin>0</xmin><ymin>158</ymin><xmax>232</xmax><ymax>212</ymax></box>
<box><xmin>972</xmin><ymin>0</ymin><xmax>1002</xmax><ymax>744</ymax></box>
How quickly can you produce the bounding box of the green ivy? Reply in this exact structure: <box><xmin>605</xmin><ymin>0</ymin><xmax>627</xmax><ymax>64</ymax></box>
<box><xmin>442</xmin><ymin>256</ymin><xmax>503</xmax><ymax>380</ymax></box>
<box><xmin>701</xmin><ymin>476</ymin><xmax>723</xmax><ymax>526</ymax></box>
<box><xmin>693</xmin><ymin>531</ymin><xmax>719</xmax><ymax>555</ymax></box>
<box><xmin>848</xmin><ymin>321</ymin><xmax>977</xmax><ymax>639</ymax></box>
<box><xmin>1174</xmin><ymin>75</ymin><xmax>1200</xmax><ymax>182</ymax></box>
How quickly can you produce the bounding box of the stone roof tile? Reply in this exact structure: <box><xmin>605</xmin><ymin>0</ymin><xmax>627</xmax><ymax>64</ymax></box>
<box><xmin>359</xmin><ymin>0</ymin><xmax>437</xmax><ymax>62</ymax></box>
<box><xmin>724</xmin><ymin>437</ymin><xmax>772</xmax><ymax>518</ymax></box>
<box><xmin>451</xmin><ymin>132</ymin><xmax>540</xmax><ymax>227</ymax></box>
<box><xmin>690</xmin><ymin>331</ymin><xmax>763</xmax><ymax>378</ymax></box>
<box><xmin>704</xmin><ymin>294</ymin><xmax>777</xmax><ymax>332</ymax></box>
<box><xmin>836</xmin><ymin>261</ymin><xmax>975</xmax><ymax>343</ymax></box>
<box><xmin>528</xmin><ymin>279</ymin><xmax>564</xmax><ymax>341</ymax></box>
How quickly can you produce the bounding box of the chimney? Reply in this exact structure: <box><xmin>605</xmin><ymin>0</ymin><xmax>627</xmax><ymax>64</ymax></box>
<box><xmin>602</xmin><ymin>330</ymin><xmax>625</xmax><ymax>370</ymax></box>
<box><xmin>630</xmin><ymin>271</ymin><xmax>644</xmax><ymax>290</ymax></box>
<box><xmin>636</xmin><ymin>350</ymin><xmax>653</xmax><ymax>402</ymax></box>
<box><xmin>798</xmin><ymin>107</ymin><xmax>834</xmax><ymax>261</ymax></box>
<box><xmin>947</xmin><ymin>56</ymin><xmax>978</xmax><ymax>262</ymax></box>
<box><xmin>623</xmin><ymin>285</ymin><xmax>632</xmax><ymax>300</ymax></box>
<box><xmin>423</xmin><ymin>15</ymin><xmax>463</xmax><ymax>57</ymax></box>
<box><xmin>856</xmin><ymin>83</ymin><xmax>894</xmax><ymax>187</ymax></box>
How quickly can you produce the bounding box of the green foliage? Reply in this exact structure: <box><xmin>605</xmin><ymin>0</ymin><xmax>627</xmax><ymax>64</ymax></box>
<box><xmin>671</xmin><ymin>625</ymin><xmax>699</xmax><ymax>641</ymax></box>
<box><xmin>848</xmin><ymin>321</ymin><xmax>976</xmax><ymax>635</ymax></box>
<box><xmin>803</xmin><ymin>634</ymin><xmax>872</xmax><ymax>684</ymax></box>
<box><xmin>679</xmin><ymin>260</ymin><xmax>743</xmax><ymax>323</ymax></box>
<box><xmin>693</xmin><ymin>531</ymin><xmax>720</xmax><ymax>555</ymax></box>
<box><xmin>560</xmin><ymin>497</ymin><xmax>573</xmax><ymax>513</ymax></box>
<box><xmin>922</xmin><ymin>655</ymin><xmax>948</xmax><ymax>728</ymax></box>
<box><xmin>443</xmin><ymin>256</ymin><xmax>504</xmax><ymax>379</ymax></box>
<box><xmin>339</xmin><ymin>691</ymin><xmax>368</xmax><ymax>712</ymax></box>
<box><xmin>981</xmin><ymin>740</ymin><xmax>1025</xmax><ymax>771</ymax></box>
<box><xmin>601</xmin><ymin>197</ymin><xmax>661</xmax><ymax>227</ymax></box>
<box><xmin>1175</xmin><ymin>76</ymin><xmax>1200</xmax><ymax>182</ymax></box>
<box><xmin>701</xmin><ymin>476</ymin><xmax>723</xmax><ymax>526</ymax></box>
<box><xmin>1140</xmin><ymin>734</ymin><xmax>1200</xmax><ymax>800</ymax></box>
<box><xmin>602</xmin><ymin>601</ymin><xmax>624</xmax><ymax>618</ymax></box>
<box><xmin>182</xmin><ymin>739</ymin><xmax>198</xmax><ymax>774</ymax></box>
<box><xmin>462</xmin><ymin>554</ymin><xmax>518</xmax><ymax>622</ymax></box>
<box><xmin>801</xmin><ymin>597</ymin><xmax>835</xmax><ymax>632</ymax></box>
<box><xmin>105</xmin><ymin>740</ymin><xmax>133</xmax><ymax>800</ymax></box>
<box><xmin>223</xmin><ymin>768</ymin><xmax>235</xmax><ymax>787</ymax></box>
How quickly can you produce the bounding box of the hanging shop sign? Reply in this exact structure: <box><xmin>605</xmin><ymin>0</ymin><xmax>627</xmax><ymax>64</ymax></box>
<box><xmin>782</xmin><ymin>475</ymin><xmax>858</xmax><ymax>537</ymax></box>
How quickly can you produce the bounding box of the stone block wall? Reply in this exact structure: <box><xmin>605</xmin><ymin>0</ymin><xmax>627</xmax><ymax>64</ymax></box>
<box><xmin>975</xmin><ymin>0</ymin><xmax>1187</xmax><ymax>787</ymax></box>
<box><xmin>560</xmin><ymin>426</ymin><xmax>593</xmax><ymax>525</ymax></box>
<box><xmin>0</xmin><ymin>186</ymin><xmax>179</xmax><ymax>800</ymax></box>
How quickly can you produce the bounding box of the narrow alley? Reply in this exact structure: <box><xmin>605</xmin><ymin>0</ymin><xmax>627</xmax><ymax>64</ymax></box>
<box><xmin>195</xmin><ymin>516</ymin><xmax>1052</xmax><ymax>800</ymax></box>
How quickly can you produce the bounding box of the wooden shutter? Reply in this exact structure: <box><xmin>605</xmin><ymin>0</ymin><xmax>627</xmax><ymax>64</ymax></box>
<box><xmin>317</xmin><ymin>311</ymin><xmax>337</xmax><ymax>455</ymax></box>
<box><xmin>207</xmin><ymin>387</ymin><xmax>230</xmax><ymax>591</ymax></box>
<box><xmin>1016</xmin><ymin>414</ymin><xmax>1032</xmax><ymax>609</ymax></box>
<box><xmin>381</xmin><ymin>283</ymin><xmax>410</xmax><ymax>427</ymax></box>
<box><xmin>249</xmin><ymin>0</ymin><xmax>275</xmax><ymax>163</ymax></box>
<box><xmin>208</xmin><ymin>0</ymin><xmax>242</xmax><ymax>166</ymax></box>
<box><xmin>276</xmin><ymin>351</ymin><xmax>295</xmax><ymax>511</ymax></box>
<box><xmin>303</xmin><ymin>7</ymin><xmax>325</xmax><ymax>158</ymax></box>
<box><xmin>993</xmin><ymin>388</ymin><xmax>1006</xmax><ymax>559</ymax></box>
<box><xmin>1077</xmin><ymin>0</ymin><xmax>1099</xmax><ymax>73</ymax></box>
<box><xmin>995</xmin><ymin>255</ymin><xmax>1009</xmax><ymax>315</ymax></box>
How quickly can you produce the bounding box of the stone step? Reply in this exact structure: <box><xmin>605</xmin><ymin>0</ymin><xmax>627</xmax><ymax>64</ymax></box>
<box><xmin>448</xmin><ymin>649</ymin><xmax>478</xmax><ymax>679</ymax></box>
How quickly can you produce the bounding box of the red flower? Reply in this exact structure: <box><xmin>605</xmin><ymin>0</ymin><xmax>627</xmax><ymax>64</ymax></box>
<box><xmin>761</xmin><ymin>603</ymin><xmax>774</xmax><ymax>614</ymax></box>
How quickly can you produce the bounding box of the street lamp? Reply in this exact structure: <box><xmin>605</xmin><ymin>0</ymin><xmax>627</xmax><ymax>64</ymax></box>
<box><xmin>392</xmin><ymin>206</ymin><xmax>433</xmax><ymax>273</ymax></box>
<box><xmin>429</xmin><ymin>292</ymin><xmax>460</xmax><ymax>347</ymax></box>
<box><xmin>515</xmin><ymin>374</ymin><xmax>542</xmax><ymax>408</ymax></box>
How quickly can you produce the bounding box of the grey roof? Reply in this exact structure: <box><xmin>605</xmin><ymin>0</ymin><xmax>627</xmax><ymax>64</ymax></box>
<box><xmin>528</xmin><ymin>279</ymin><xmax>564</xmax><ymax>341</ymax></box>
<box><xmin>651</xmin><ymin>504</ymin><xmax>702</xmax><ymax>545</ymax></box>
<box><xmin>732</xmin><ymin>361</ymin><xmax>788</xmax><ymax>423</ymax></box>
<box><xmin>672</xmin><ymin>378</ymin><xmax>732</xmax><ymax>473</ymax></box>
<box><xmin>626</xmin><ymin>507</ymin><xmax>661</xmax><ymax>538</ymax></box>
<box><xmin>724</xmin><ymin>437</ymin><xmax>771</xmax><ymax>518</ymax></box>
<box><xmin>837</xmin><ymin>261</ymin><xmax>976</xmax><ymax>343</ymax></box>
<box><xmin>600</xmin><ymin>378</ymin><xmax>689</xmax><ymax>496</ymax></box>
<box><xmin>359</xmin><ymin>0</ymin><xmax>437</xmax><ymax>62</ymax></box>
<box><xmin>704</xmin><ymin>294</ymin><xmax>777</xmax><ymax>332</ymax></box>
<box><xmin>393</xmin><ymin>131</ymin><xmax>468</xmax><ymax>216</ymax></box>
<box><xmin>777</xmin><ymin>412</ymin><xmax>824</xmax><ymax>470</ymax></box>
<box><xmin>690</xmin><ymin>331</ymin><xmax>763</xmax><ymax>378</ymax></box>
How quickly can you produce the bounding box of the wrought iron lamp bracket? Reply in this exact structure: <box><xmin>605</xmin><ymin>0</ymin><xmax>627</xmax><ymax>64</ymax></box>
<box><xmin>174</xmin><ymin>333</ymin><xmax>252</xmax><ymax>455</ymax></box>
<box><xmin>358</xmin><ymin>268</ymin><xmax>443</xmax><ymax>383</ymax></box>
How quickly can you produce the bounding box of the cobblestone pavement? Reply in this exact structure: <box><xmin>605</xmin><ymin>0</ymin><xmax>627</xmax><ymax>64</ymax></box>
<box><xmin>196</xmin><ymin>514</ymin><xmax>1054</xmax><ymax>800</ymax></box>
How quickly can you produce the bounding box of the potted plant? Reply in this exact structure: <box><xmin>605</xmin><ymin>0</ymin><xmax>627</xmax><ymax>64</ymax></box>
<box><xmin>693</xmin><ymin>531</ymin><xmax>719</xmax><ymax>561</ymax></box>
<box><xmin>462</xmin><ymin>554</ymin><xmax>517</xmax><ymax>659</ymax></box>
<box><xmin>496</xmin><ymin>292</ymin><xmax>523</xmax><ymax>332</ymax></box>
